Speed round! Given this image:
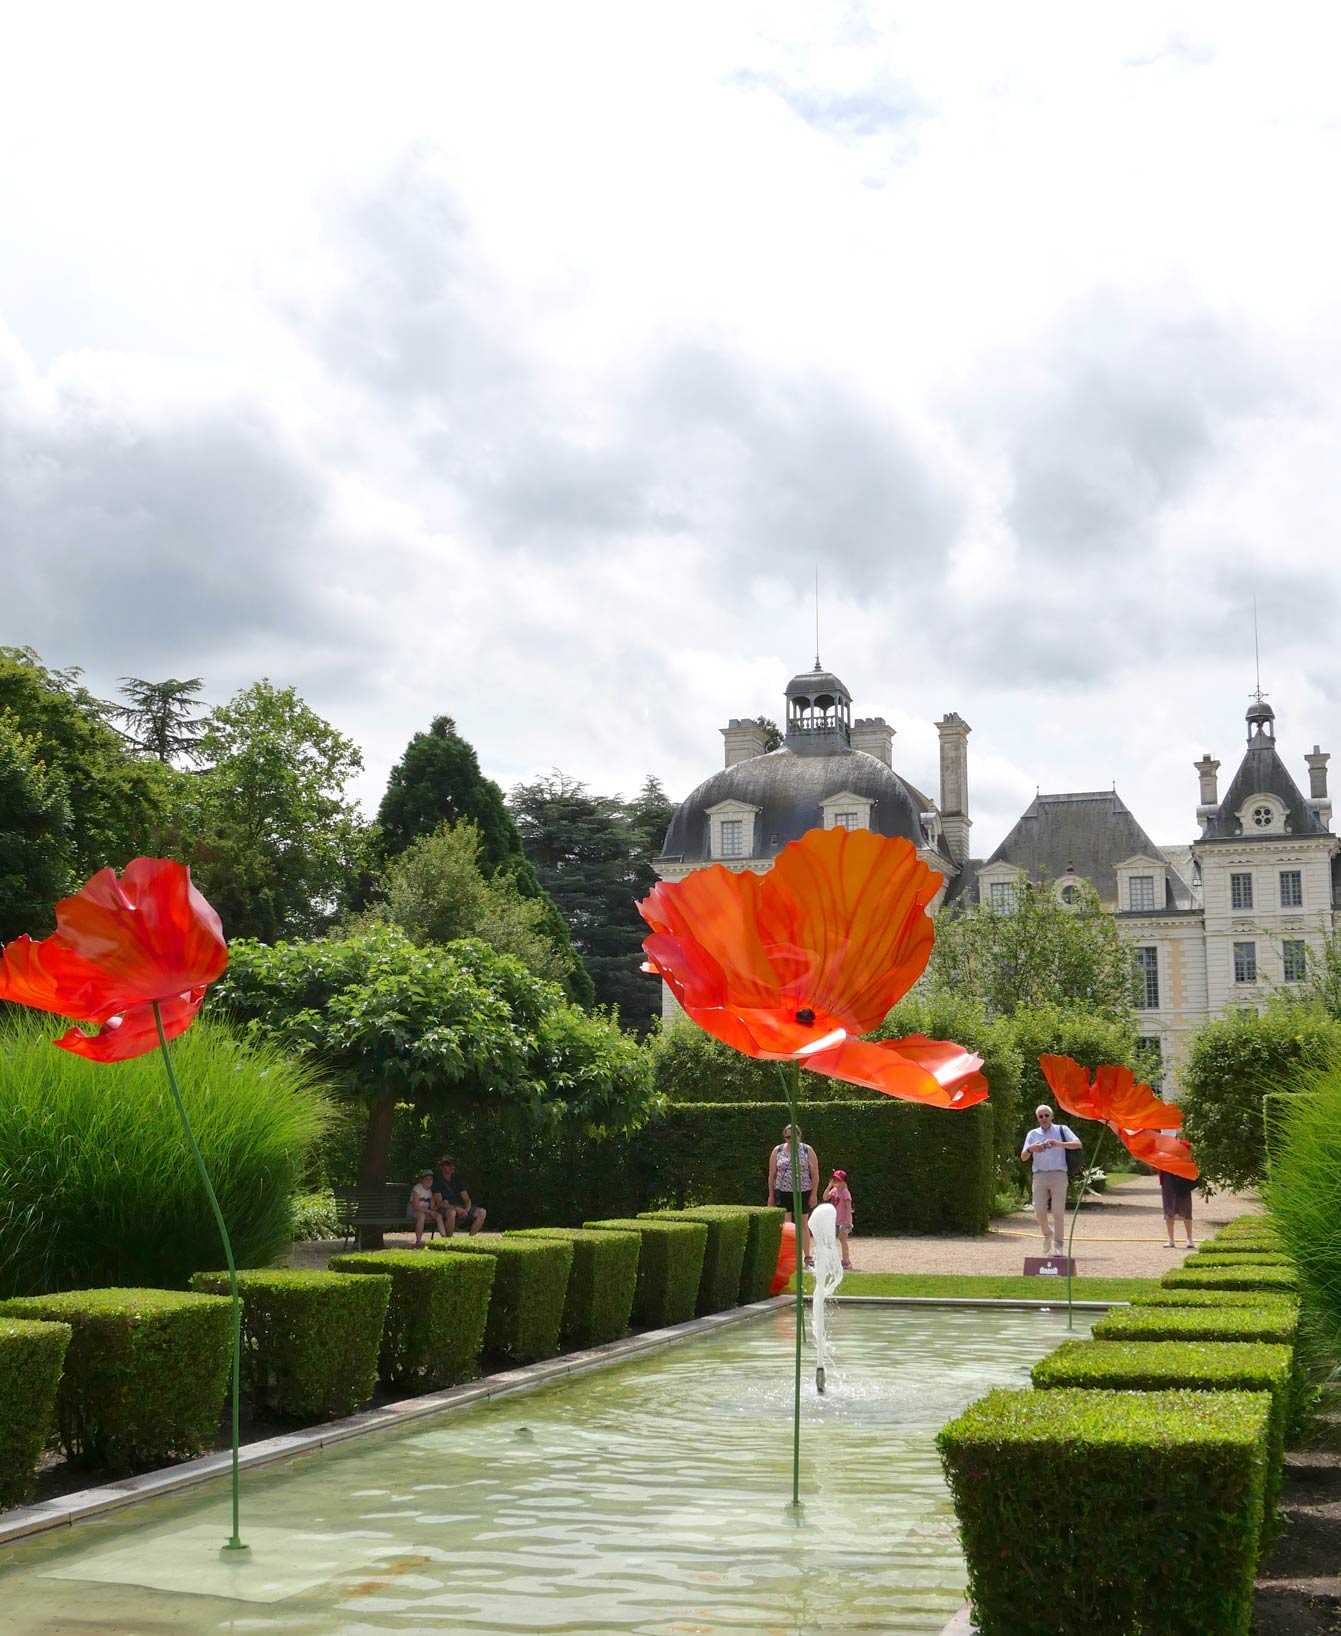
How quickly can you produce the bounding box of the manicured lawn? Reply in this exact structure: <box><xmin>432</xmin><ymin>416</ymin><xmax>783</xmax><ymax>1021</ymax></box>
<box><xmin>797</xmin><ymin>1272</ymin><xmax>1152</xmax><ymax>1301</ymax></box>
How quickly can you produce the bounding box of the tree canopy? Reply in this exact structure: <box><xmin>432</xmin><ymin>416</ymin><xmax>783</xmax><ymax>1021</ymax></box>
<box><xmin>111</xmin><ymin>676</ymin><xmax>208</xmax><ymax>764</ymax></box>
<box><xmin>508</xmin><ymin>770</ymin><xmax>675</xmax><ymax>1030</ymax></box>
<box><xmin>0</xmin><ymin>711</ymin><xmax>75</xmax><ymax>941</ymax></box>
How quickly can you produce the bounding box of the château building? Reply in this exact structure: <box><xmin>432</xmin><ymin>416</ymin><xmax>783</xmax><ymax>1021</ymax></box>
<box><xmin>655</xmin><ymin>662</ymin><xmax>1339</xmax><ymax>1094</ymax></box>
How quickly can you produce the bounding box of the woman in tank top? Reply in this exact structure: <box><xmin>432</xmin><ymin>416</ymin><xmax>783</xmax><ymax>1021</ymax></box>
<box><xmin>768</xmin><ymin>1123</ymin><xmax>819</xmax><ymax>1265</ymax></box>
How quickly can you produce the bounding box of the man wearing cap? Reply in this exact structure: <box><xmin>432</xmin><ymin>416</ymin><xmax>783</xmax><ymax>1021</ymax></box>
<box><xmin>1021</xmin><ymin>1105</ymin><xmax>1081</xmax><ymax>1256</ymax></box>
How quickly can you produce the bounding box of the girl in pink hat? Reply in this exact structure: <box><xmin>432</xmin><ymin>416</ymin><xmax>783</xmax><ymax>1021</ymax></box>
<box><xmin>825</xmin><ymin>1169</ymin><xmax>854</xmax><ymax>1270</ymax></box>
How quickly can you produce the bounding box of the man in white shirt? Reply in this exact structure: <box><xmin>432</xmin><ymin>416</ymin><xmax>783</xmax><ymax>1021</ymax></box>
<box><xmin>1021</xmin><ymin>1104</ymin><xmax>1082</xmax><ymax>1256</ymax></box>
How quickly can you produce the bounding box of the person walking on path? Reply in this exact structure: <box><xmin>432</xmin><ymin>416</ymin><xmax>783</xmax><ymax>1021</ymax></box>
<box><xmin>1021</xmin><ymin>1104</ymin><xmax>1082</xmax><ymax>1256</ymax></box>
<box><xmin>769</xmin><ymin>1124</ymin><xmax>819</xmax><ymax>1266</ymax></box>
<box><xmin>1161</xmin><ymin>1143</ymin><xmax>1197</xmax><ymax>1249</ymax></box>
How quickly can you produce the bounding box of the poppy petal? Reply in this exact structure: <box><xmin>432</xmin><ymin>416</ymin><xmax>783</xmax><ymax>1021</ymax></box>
<box><xmin>0</xmin><ymin>934</ymin><xmax>125</xmax><ymax>1022</ymax></box>
<box><xmin>1118</xmin><ymin>1127</ymin><xmax>1199</xmax><ymax>1180</ymax></box>
<box><xmin>804</xmin><ymin>1034</ymin><xmax>989</xmax><ymax>1108</ymax></box>
<box><xmin>52</xmin><ymin>858</ymin><xmax>228</xmax><ymax>1007</ymax></box>
<box><xmin>639</xmin><ymin>867</ymin><xmax>780</xmax><ymax>1012</ymax></box>
<box><xmin>54</xmin><ymin>991</ymin><xmax>206</xmax><ymax>1064</ymax></box>
<box><xmin>1040</xmin><ymin>1054</ymin><xmax>1179</xmax><ymax>1131</ymax></box>
<box><xmin>755</xmin><ymin>828</ymin><xmax>940</xmax><ymax>1034</ymax></box>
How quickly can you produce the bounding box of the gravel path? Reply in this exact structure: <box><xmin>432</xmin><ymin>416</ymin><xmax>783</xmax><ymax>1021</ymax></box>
<box><xmin>846</xmin><ymin>1174</ymin><xmax>1261</xmax><ymax>1278</ymax></box>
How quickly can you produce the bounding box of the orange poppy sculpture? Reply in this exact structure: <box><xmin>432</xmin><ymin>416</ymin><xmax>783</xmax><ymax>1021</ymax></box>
<box><xmin>0</xmin><ymin>859</ymin><xmax>247</xmax><ymax>1553</ymax></box>
<box><xmin>639</xmin><ymin>825</ymin><xmax>986</xmax><ymax>1504</ymax></box>
<box><xmin>638</xmin><ymin>825</ymin><xmax>987</xmax><ymax>1107</ymax></box>
<box><xmin>1038</xmin><ymin>1054</ymin><xmax>1198</xmax><ymax>1179</ymax></box>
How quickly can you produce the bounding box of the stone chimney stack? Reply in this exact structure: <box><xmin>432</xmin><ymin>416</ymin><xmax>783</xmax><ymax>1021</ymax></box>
<box><xmin>936</xmin><ymin>713</ymin><xmax>972</xmax><ymax>866</ymax></box>
<box><xmin>851</xmin><ymin>716</ymin><xmax>895</xmax><ymax>768</ymax></box>
<box><xmin>1195</xmin><ymin>754</ymin><xmax>1220</xmax><ymax>825</ymax></box>
<box><xmin>721</xmin><ymin>719</ymin><xmax>768</xmax><ymax>768</ymax></box>
<box><xmin>1306</xmin><ymin>745</ymin><xmax>1332</xmax><ymax>826</ymax></box>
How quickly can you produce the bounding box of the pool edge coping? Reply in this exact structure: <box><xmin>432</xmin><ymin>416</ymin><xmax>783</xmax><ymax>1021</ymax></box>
<box><xmin>0</xmin><ymin>1292</ymin><xmax>1125</xmax><ymax>1550</ymax></box>
<box><xmin>0</xmin><ymin>1294</ymin><xmax>791</xmax><ymax>1547</ymax></box>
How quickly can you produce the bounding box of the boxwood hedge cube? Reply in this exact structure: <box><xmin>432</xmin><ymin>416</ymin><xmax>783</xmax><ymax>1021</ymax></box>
<box><xmin>584</xmin><ymin>1218</ymin><xmax>707</xmax><ymax>1328</ymax></box>
<box><xmin>0</xmin><ymin>1317</ymin><xmax>71</xmax><ymax>1506</ymax></box>
<box><xmin>429</xmin><ymin>1235</ymin><xmax>573</xmax><ymax>1364</ymax></box>
<box><xmin>330</xmin><ymin>1249</ymin><xmax>494</xmax><ymax>1390</ymax></box>
<box><xmin>507</xmin><ymin>1228</ymin><xmax>640</xmax><ymax>1348</ymax></box>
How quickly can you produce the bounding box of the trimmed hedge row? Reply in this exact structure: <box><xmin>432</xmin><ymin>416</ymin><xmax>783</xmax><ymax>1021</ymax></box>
<box><xmin>1128</xmin><ymin>1288</ymin><xmax>1300</xmax><ymax>1313</ymax></box>
<box><xmin>330</xmin><ymin>1249</ymin><xmax>494</xmax><ymax>1389</ymax></box>
<box><xmin>1032</xmin><ymin>1338</ymin><xmax>1291</xmax><ymax>1544</ymax></box>
<box><xmin>189</xmin><ymin>1269</ymin><xmax>389</xmax><ymax>1422</ymax></box>
<box><xmin>1210</xmin><ymin>1217</ymin><xmax>1282</xmax><ymax>1245</ymax></box>
<box><xmin>938</xmin><ymin>1388</ymin><xmax>1270</xmax><ymax>1636</ymax></box>
<box><xmin>0</xmin><ymin>1318</ymin><xmax>70</xmax><ymax>1507</ymax></box>
<box><xmin>639</xmin><ymin>1209</ymin><xmax>749</xmax><ymax>1315</ymax></box>
<box><xmin>507</xmin><ymin>1228</ymin><xmax>640</xmax><ymax>1348</ymax></box>
<box><xmin>1183</xmin><ymin>1251</ymin><xmax>1294</xmax><ymax>1268</ymax></box>
<box><xmin>1093</xmin><ymin>1303</ymin><xmax>1299</xmax><ymax>1347</ymax></box>
<box><xmin>712</xmin><ymin>1205</ymin><xmax>786</xmax><ymax>1303</ymax></box>
<box><xmin>1162</xmin><ymin>1265</ymin><xmax>1300</xmax><ymax>1295</ymax></box>
<box><xmin>585</xmin><ymin>1218</ymin><xmax>707</xmax><ymax>1328</ymax></box>
<box><xmin>429</xmin><ymin>1236</ymin><xmax>573</xmax><ymax>1364</ymax></box>
<box><xmin>1</xmin><ymin>1288</ymin><xmax>231</xmax><ymax>1470</ymax></box>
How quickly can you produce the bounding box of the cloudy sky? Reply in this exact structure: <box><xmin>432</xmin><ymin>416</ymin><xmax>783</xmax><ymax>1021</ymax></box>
<box><xmin>4</xmin><ymin>3</ymin><xmax>1341</xmax><ymax>855</ymax></box>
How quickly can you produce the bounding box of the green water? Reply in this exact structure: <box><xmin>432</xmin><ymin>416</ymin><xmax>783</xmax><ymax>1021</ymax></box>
<box><xmin>0</xmin><ymin>1305</ymin><xmax>1090</xmax><ymax>1634</ymax></box>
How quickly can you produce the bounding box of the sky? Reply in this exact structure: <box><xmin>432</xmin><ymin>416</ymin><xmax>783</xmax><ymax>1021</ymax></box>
<box><xmin>4</xmin><ymin>3</ymin><xmax>1341</xmax><ymax>856</ymax></box>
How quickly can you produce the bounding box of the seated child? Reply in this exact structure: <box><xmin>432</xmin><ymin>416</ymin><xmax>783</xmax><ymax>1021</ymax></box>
<box><xmin>409</xmin><ymin>1170</ymin><xmax>450</xmax><ymax>1247</ymax></box>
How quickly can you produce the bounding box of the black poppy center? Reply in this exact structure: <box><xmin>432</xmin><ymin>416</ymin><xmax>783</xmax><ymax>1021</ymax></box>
<box><xmin>795</xmin><ymin>1008</ymin><xmax>816</xmax><ymax>1025</ymax></box>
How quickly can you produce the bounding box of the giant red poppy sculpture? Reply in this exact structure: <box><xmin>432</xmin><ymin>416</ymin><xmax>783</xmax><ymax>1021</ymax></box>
<box><xmin>1037</xmin><ymin>1054</ymin><xmax>1198</xmax><ymax>1326</ymax></box>
<box><xmin>0</xmin><ymin>859</ymin><xmax>246</xmax><ymax>1553</ymax></box>
<box><xmin>638</xmin><ymin>825</ymin><xmax>986</xmax><ymax>1503</ymax></box>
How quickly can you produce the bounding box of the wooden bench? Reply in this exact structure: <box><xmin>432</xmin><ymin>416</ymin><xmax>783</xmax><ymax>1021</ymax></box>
<box><xmin>333</xmin><ymin>1183</ymin><xmax>442</xmax><ymax>1245</ymax></box>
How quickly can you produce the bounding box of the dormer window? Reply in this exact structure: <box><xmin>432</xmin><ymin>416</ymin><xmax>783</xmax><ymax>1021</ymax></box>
<box><xmin>1252</xmin><ymin>804</ymin><xmax>1274</xmax><ymax>829</ymax></box>
<box><xmin>833</xmin><ymin>810</ymin><xmax>859</xmax><ymax>830</ymax></box>
<box><xmin>705</xmin><ymin>798</ymin><xmax>760</xmax><ymax>862</ymax></box>
<box><xmin>719</xmin><ymin>819</ymin><xmax>744</xmax><ymax>858</ymax></box>
<box><xmin>1128</xmin><ymin>875</ymin><xmax>1155</xmax><ymax>912</ymax></box>
<box><xmin>819</xmin><ymin>791</ymin><xmax>873</xmax><ymax>832</ymax></box>
<box><xmin>1235</xmin><ymin>792</ymin><xmax>1286</xmax><ymax>834</ymax></box>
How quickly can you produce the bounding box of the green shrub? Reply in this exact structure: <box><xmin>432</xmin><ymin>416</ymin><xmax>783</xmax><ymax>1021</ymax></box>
<box><xmin>1212</xmin><ymin>1216</ymin><xmax>1280</xmax><ymax>1240</ymax></box>
<box><xmin>1184</xmin><ymin>1251</ymin><xmax>1294</xmax><ymax>1269</ymax></box>
<box><xmin>639</xmin><ymin>1209</ymin><xmax>748</xmax><ymax>1314</ymax></box>
<box><xmin>507</xmin><ymin>1228</ymin><xmax>640</xmax><ymax>1347</ymax></box>
<box><xmin>712</xmin><ymin>1206</ymin><xmax>786</xmax><ymax>1302</ymax></box>
<box><xmin>0</xmin><ymin>1318</ymin><xmax>70</xmax><ymax>1507</ymax></box>
<box><xmin>1032</xmin><ymin>1339</ymin><xmax>1291</xmax><ymax>1542</ymax></box>
<box><xmin>1265</xmin><ymin>1062</ymin><xmax>1341</xmax><ymax>1358</ymax></box>
<box><xmin>880</xmin><ymin>992</ymin><xmax>1024</xmax><ymax>1180</ymax></box>
<box><xmin>428</xmin><ymin>1236</ymin><xmax>572</xmax><ymax>1363</ymax></box>
<box><xmin>290</xmin><ymin>1190</ymin><xmax>339</xmax><ymax>1241</ymax></box>
<box><xmin>642</xmin><ymin>1101</ymin><xmax>994</xmax><ymax>1234</ymax></box>
<box><xmin>584</xmin><ymin>1218</ymin><xmax>707</xmax><ymax>1328</ymax></box>
<box><xmin>329</xmin><ymin>1249</ymin><xmax>493</xmax><ymax>1390</ymax></box>
<box><xmin>0</xmin><ymin>1288</ymin><xmax>231</xmax><ymax>1469</ymax></box>
<box><xmin>938</xmin><ymin>1387</ymin><xmax>1271</xmax><ymax>1636</ymax></box>
<box><xmin>0</xmin><ymin>1013</ymin><xmax>331</xmax><ymax>1298</ymax></box>
<box><xmin>1162</xmin><ymin>1265</ymin><xmax>1300</xmax><ymax>1295</ymax></box>
<box><xmin>1127</xmin><ymin>1288</ymin><xmax>1300</xmax><ymax>1314</ymax></box>
<box><xmin>188</xmin><ymin>1269</ymin><xmax>389</xmax><ymax>1422</ymax></box>
<box><xmin>1092</xmin><ymin>1304</ymin><xmax>1299</xmax><ymax>1347</ymax></box>
<box><xmin>1180</xmin><ymin>1004</ymin><xmax>1341</xmax><ymax>1191</ymax></box>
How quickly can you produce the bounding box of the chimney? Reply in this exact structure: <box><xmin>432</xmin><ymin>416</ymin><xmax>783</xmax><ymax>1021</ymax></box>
<box><xmin>1306</xmin><ymin>745</ymin><xmax>1332</xmax><ymax>826</ymax></box>
<box><xmin>851</xmin><ymin>716</ymin><xmax>894</xmax><ymax>767</ymax></box>
<box><xmin>721</xmin><ymin>719</ymin><xmax>768</xmax><ymax>768</ymax></box>
<box><xmin>936</xmin><ymin>713</ymin><xmax>972</xmax><ymax>866</ymax></box>
<box><xmin>1195</xmin><ymin>754</ymin><xmax>1220</xmax><ymax>825</ymax></box>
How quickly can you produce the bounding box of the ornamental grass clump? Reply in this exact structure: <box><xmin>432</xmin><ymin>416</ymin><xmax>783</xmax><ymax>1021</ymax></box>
<box><xmin>584</xmin><ymin>1218</ymin><xmax>707</xmax><ymax>1329</ymax></box>
<box><xmin>1265</xmin><ymin>1062</ymin><xmax>1341</xmax><ymax>1358</ymax></box>
<box><xmin>0</xmin><ymin>1288</ymin><xmax>231</xmax><ymax>1470</ymax></box>
<box><xmin>938</xmin><ymin>1387</ymin><xmax>1272</xmax><ymax>1636</ymax></box>
<box><xmin>428</xmin><ymin>1236</ymin><xmax>572</xmax><ymax>1364</ymax></box>
<box><xmin>0</xmin><ymin>1013</ymin><xmax>330</xmax><ymax>1298</ymax></box>
<box><xmin>638</xmin><ymin>1208</ymin><xmax>749</xmax><ymax>1314</ymax></box>
<box><xmin>0</xmin><ymin>1317</ymin><xmax>70</xmax><ymax>1507</ymax></box>
<box><xmin>507</xmin><ymin>1228</ymin><xmax>641</xmax><ymax>1348</ymax></box>
<box><xmin>189</xmin><ymin>1269</ymin><xmax>390</xmax><ymax>1422</ymax></box>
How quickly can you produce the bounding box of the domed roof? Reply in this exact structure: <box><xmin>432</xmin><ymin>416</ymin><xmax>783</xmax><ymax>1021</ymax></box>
<box><xmin>785</xmin><ymin>667</ymin><xmax>851</xmax><ymax>701</ymax></box>
<box><xmin>658</xmin><ymin>746</ymin><xmax>931</xmax><ymax>864</ymax></box>
<box><xmin>1246</xmin><ymin>697</ymin><xmax>1276</xmax><ymax>724</ymax></box>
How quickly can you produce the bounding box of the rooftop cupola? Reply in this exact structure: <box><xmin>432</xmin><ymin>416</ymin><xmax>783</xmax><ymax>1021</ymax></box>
<box><xmin>1246</xmin><ymin>695</ymin><xmax>1276</xmax><ymax>746</ymax></box>
<box><xmin>784</xmin><ymin>661</ymin><xmax>852</xmax><ymax>756</ymax></box>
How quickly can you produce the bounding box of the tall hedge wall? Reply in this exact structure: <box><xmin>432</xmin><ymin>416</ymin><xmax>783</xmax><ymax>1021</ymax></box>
<box><xmin>388</xmin><ymin>1096</ymin><xmax>994</xmax><ymax>1235</ymax></box>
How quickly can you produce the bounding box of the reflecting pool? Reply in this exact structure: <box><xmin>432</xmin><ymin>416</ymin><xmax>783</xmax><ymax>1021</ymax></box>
<box><xmin>0</xmin><ymin>1304</ymin><xmax>1091</xmax><ymax>1635</ymax></box>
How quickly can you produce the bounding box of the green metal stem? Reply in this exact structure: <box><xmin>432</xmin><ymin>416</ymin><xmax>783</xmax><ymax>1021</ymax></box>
<box><xmin>1064</xmin><ymin>1125</ymin><xmax>1108</xmax><ymax>1332</ymax></box>
<box><xmin>153</xmin><ymin>1002</ymin><xmax>246</xmax><ymax>1552</ymax></box>
<box><xmin>776</xmin><ymin>1061</ymin><xmax>804</xmax><ymax>1509</ymax></box>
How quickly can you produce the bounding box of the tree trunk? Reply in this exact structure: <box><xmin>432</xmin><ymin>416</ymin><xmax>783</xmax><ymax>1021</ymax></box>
<box><xmin>356</xmin><ymin>1088</ymin><xmax>398</xmax><ymax>1250</ymax></box>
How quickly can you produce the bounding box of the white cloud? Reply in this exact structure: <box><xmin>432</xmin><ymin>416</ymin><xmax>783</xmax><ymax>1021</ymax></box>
<box><xmin>3</xmin><ymin>3</ymin><xmax>1341</xmax><ymax>853</ymax></box>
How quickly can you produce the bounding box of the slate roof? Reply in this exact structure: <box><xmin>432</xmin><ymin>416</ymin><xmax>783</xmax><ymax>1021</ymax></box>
<box><xmin>980</xmin><ymin>790</ymin><xmax>1195</xmax><ymax>909</ymax></box>
<box><xmin>1200</xmin><ymin>741</ymin><xmax>1330</xmax><ymax>841</ymax></box>
<box><xmin>658</xmin><ymin>746</ymin><xmax>944</xmax><ymax>864</ymax></box>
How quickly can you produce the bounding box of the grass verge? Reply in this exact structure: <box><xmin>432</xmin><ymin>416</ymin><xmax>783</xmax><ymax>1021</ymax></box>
<box><xmin>796</xmin><ymin>1272</ymin><xmax>1153</xmax><ymax>1301</ymax></box>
